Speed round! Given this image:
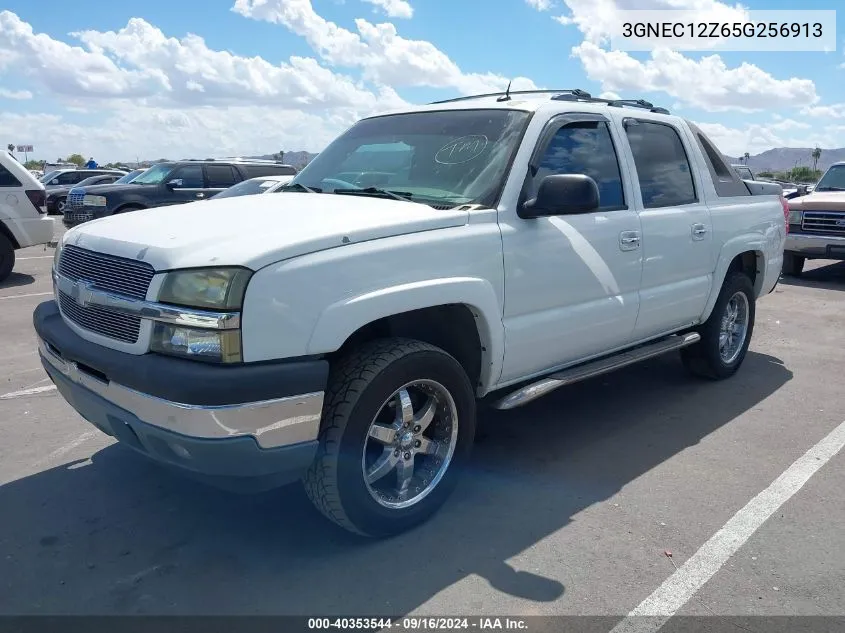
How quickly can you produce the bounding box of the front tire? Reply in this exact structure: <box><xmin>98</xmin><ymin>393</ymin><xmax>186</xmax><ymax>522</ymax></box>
<box><xmin>782</xmin><ymin>252</ymin><xmax>805</xmax><ymax>276</ymax></box>
<box><xmin>303</xmin><ymin>338</ymin><xmax>476</xmax><ymax>537</ymax></box>
<box><xmin>0</xmin><ymin>233</ymin><xmax>14</xmax><ymax>283</ymax></box>
<box><xmin>681</xmin><ymin>272</ymin><xmax>755</xmax><ymax>380</ymax></box>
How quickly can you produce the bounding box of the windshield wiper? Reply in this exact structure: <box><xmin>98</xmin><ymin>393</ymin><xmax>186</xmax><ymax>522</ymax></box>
<box><xmin>333</xmin><ymin>187</ymin><xmax>414</xmax><ymax>202</ymax></box>
<box><xmin>278</xmin><ymin>183</ymin><xmax>322</xmax><ymax>194</ymax></box>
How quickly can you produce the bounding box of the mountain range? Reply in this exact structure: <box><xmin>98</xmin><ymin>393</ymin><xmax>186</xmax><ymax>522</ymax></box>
<box><xmin>725</xmin><ymin>148</ymin><xmax>845</xmax><ymax>173</ymax></box>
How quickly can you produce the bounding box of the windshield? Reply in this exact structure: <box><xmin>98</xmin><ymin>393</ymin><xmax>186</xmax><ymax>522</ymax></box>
<box><xmin>213</xmin><ymin>178</ymin><xmax>287</xmax><ymax>199</ymax></box>
<box><xmin>815</xmin><ymin>165</ymin><xmax>845</xmax><ymax>191</ymax></box>
<box><xmin>130</xmin><ymin>164</ymin><xmax>174</xmax><ymax>185</ymax></box>
<box><xmin>290</xmin><ymin>109</ymin><xmax>531</xmax><ymax>207</ymax></box>
<box><xmin>40</xmin><ymin>170</ymin><xmax>61</xmax><ymax>183</ymax></box>
<box><xmin>115</xmin><ymin>169</ymin><xmax>145</xmax><ymax>184</ymax></box>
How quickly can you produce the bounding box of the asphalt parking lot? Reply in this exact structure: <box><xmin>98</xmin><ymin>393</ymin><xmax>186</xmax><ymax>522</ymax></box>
<box><xmin>1</xmin><ymin>227</ymin><xmax>844</xmax><ymax>623</ymax></box>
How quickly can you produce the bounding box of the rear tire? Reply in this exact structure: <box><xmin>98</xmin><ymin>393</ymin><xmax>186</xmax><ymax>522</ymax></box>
<box><xmin>0</xmin><ymin>233</ymin><xmax>14</xmax><ymax>283</ymax></box>
<box><xmin>681</xmin><ymin>272</ymin><xmax>755</xmax><ymax>380</ymax></box>
<box><xmin>303</xmin><ymin>338</ymin><xmax>476</xmax><ymax>537</ymax></box>
<box><xmin>782</xmin><ymin>252</ymin><xmax>805</xmax><ymax>276</ymax></box>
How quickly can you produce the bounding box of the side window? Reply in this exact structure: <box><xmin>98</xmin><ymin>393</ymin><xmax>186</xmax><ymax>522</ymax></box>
<box><xmin>0</xmin><ymin>164</ymin><xmax>22</xmax><ymax>187</ymax></box>
<box><xmin>56</xmin><ymin>171</ymin><xmax>83</xmax><ymax>185</ymax></box>
<box><xmin>531</xmin><ymin>120</ymin><xmax>625</xmax><ymax>210</ymax></box>
<box><xmin>206</xmin><ymin>165</ymin><xmax>239</xmax><ymax>188</ymax></box>
<box><xmin>170</xmin><ymin>165</ymin><xmax>204</xmax><ymax>188</ymax></box>
<box><xmin>625</xmin><ymin>120</ymin><xmax>697</xmax><ymax>208</ymax></box>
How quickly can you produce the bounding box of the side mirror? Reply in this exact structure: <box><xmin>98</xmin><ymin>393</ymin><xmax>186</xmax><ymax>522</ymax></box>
<box><xmin>166</xmin><ymin>179</ymin><xmax>183</xmax><ymax>189</ymax></box>
<box><xmin>50</xmin><ymin>179</ymin><xmax>59</xmax><ymax>185</ymax></box>
<box><xmin>520</xmin><ymin>174</ymin><xmax>600</xmax><ymax>218</ymax></box>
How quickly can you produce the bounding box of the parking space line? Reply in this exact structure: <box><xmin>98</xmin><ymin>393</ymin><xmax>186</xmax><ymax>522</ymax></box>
<box><xmin>34</xmin><ymin>431</ymin><xmax>98</xmax><ymax>468</ymax></box>
<box><xmin>0</xmin><ymin>384</ymin><xmax>57</xmax><ymax>400</ymax></box>
<box><xmin>611</xmin><ymin>419</ymin><xmax>845</xmax><ymax>633</ymax></box>
<box><xmin>0</xmin><ymin>291</ymin><xmax>52</xmax><ymax>300</ymax></box>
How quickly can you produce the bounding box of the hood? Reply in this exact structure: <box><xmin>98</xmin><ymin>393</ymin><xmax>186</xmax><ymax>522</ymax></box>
<box><xmin>74</xmin><ymin>183</ymin><xmax>144</xmax><ymax>196</ymax></box>
<box><xmin>64</xmin><ymin>193</ymin><xmax>470</xmax><ymax>271</ymax></box>
<box><xmin>788</xmin><ymin>191</ymin><xmax>845</xmax><ymax>211</ymax></box>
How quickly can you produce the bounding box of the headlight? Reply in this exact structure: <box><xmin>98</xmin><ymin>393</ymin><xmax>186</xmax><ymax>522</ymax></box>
<box><xmin>158</xmin><ymin>267</ymin><xmax>252</xmax><ymax>310</ymax></box>
<box><xmin>150</xmin><ymin>323</ymin><xmax>242</xmax><ymax>363</ymax></box>
<box><xmin>83</xmin><ymin>195</ymin><xmax>107</xmax><ymax>207</ymax></box>
<box><xmin>788</xmin><ymin>209</ymin><xmax>803</xmax><ymax>225</ymax></box>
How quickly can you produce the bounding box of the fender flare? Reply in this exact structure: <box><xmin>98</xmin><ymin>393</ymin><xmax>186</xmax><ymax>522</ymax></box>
<box><xmin>701</xmin><ymin>235</ymin><xmax>766</xmax><ymax>322</ymax></box>
<box><xmin>307</xmin><ymin>276</ymin><xmax>505</xmax><ymax>393</ymax></box>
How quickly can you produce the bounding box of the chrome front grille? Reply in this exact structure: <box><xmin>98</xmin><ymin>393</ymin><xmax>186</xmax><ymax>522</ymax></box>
<box><xmin>67</xmin><ymin>190</ymin><xmax>85</xmax><ymax>209</ymax></box>
<box><xmin>58</xmin><ymin>291</ymin><xmax>141</xmax><ymax>343</ymax></box>
<box><xmin>56</xmin><ymin>245</ymin><xmax>155</xmax><ymax>343</ymax></box>
<box><xmin>802</xmin><ymin>211</ymin><xmax>845</xmax><ymax>235</ymax></box>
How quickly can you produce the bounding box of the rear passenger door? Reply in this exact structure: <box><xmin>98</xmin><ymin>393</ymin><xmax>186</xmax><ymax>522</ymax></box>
<box><xmin>620</xmin><ymin>118</ymin><xmax>715</xmax><ymax>340</ymax></box>
<box><xmin>204</xmin><ymin>165</ymin><xmax>242</xmax><ymax>197</ymax></box>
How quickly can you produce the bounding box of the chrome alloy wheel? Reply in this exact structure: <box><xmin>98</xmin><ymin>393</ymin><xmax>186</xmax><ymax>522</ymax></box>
<box><xmin>719</xmin><ymin>291</ymin><xmax>750</xmax><ymax>364</ymax></box>
<box><xmin>362</xmin><ymin>380</ymin><xmax>459</xmax><ymax>510</ymax></box>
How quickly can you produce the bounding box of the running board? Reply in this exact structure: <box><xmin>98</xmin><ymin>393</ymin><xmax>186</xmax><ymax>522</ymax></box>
<box><xmin>491</xmin><ymin>332</ymin><xmax>701</xmax><ymax>411</ymax></box>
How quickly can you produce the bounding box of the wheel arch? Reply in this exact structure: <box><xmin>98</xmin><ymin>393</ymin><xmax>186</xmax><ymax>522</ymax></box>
<box><xmin>701</xmin><ymin>239</ymin><xmax>765</xmax><ymax>322</ymax></box>
<box><xmin>309</xmin><ymin>278</ymin><xmax>504</xmax><ymax>396</ymax></box>
<box><xmin>0</xmin><ymin>220</ymin><xmax>21</xmax><ymax>250</ymax></box>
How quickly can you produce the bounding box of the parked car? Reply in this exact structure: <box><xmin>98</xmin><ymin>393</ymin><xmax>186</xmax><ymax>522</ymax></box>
<box><xmin>0</xmin><ymin>150</ymin><xmax>53</xmax><ymax>282</ymax></box>
<box><xmin>62</xmin><ymin>169</ymin><xmax>147</xmax><ymax>226</ymax></box>
<box><xmin>61</xmin><ymin>159</ymin><xmax>297</xmax><ymax>227</ymax></box>
<box><xmin>783</xmin><ymin>161</ymin><xmax>845</xmax><ymax>275</ymax></box>
<box><xmin>40</xmin><ymin>168</ymin><xmax>127</xmax><ymax>190</ymax></box>
<box><xmin>45</xmin><ymin>173</ymin><xmax>128</xmax><ymax>215</ymax></box>
<box><xmin>35</xmin><ymin>90</ymin><xmax>786</xmax><ymax>536</ymax></box>
<box><xmin>210</xmin><ymin>174</ymin><xmax>295</xmax><ymax>199</ymax></box>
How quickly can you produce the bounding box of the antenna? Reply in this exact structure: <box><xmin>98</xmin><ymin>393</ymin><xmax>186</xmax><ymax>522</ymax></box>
<box><xmin>496</xmin><ymin>80</ymin><xmax>513</xmax><ymax>102</ymax></box>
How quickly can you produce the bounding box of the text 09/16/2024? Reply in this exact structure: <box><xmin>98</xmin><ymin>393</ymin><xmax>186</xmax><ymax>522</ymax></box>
<box><xmin>609</xmin><ymin>9</ymin><xmax>836</xmax><ymax>52</ymax></box>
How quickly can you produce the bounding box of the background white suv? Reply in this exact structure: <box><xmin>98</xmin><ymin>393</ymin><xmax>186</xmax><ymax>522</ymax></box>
<box><xmin>0</xmin><ymin>151</ymin><xmax>54</xmax><ymax>282</ymax></box>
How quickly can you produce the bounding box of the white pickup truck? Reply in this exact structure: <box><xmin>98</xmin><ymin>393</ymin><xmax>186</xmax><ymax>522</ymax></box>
<box><xmin>34</xmin><ymin>90</ymin><xmax>787</xmax><ymax>537</ymax></box>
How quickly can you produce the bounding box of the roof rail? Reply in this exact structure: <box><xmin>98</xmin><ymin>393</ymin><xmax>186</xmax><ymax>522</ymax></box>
<box><xmin>428</xmin><ymin>89</ymin><xmax>670</xmax><ymax>115</ymax></box>
<box><xmin>429</xmin><ymin>89</ymin><xmax>593</xmax><ymax>105</ymax></box>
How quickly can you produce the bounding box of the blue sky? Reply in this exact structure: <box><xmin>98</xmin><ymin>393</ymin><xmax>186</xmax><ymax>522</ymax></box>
<box><xmin>0</xmin><ymin>0</ymin><xmax>843</xmax><ymax>162</ymax></box>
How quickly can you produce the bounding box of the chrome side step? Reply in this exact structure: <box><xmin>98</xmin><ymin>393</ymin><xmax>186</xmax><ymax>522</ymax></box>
<box><xmin>491</xmin><ymin>332</ymin><xmax>701</xmax><ymax>410</ymax></box>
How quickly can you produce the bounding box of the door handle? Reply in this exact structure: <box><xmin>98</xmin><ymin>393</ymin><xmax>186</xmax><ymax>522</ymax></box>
<box><xmin>619</xmin><ymin>231</ymin><xmax>641</xmax><ymax>251</ymax></box>
<box><xmin>691</xmin><ymin>223</ymin><xmax>708</xmax><ymax>240</ymax></box>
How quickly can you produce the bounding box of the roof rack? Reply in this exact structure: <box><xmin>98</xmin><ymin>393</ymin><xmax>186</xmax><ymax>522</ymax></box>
<box><xmin>428</xmin><ymin>88</ymin><xmax>670</xmax><ymax>114</ymax></box>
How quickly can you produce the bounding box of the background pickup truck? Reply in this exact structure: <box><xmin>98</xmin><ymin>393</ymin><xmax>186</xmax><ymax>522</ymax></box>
<box><xmin>783</xmin><ymin>161</ymin><xmax>845</xmax><ymax>275</ymax></box>
<box><xmin>34</xmin><ymin>89</ymin><xmax>787</xmax><ymax>537</ymax></box>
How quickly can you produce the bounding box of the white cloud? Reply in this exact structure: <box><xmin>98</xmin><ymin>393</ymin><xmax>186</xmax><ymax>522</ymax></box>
<box><xmin>0</xmin><ymin>87</ymin><xmax>32</xmax><ymax>99</ymax></box>
<box><xmin>769</xmin><ymin>118</ymin><xmax>811</xmax><ymax>132</ymax></box>
<box><xmin>572</xmin><ymin>42</ymin><xmax>818</xmax><ymax>112</ymax></box>
<box><xmin>801</xmin><ymin>103</ymin><xmax>845</xmax><ymax>118</ymax></box>
<box><xmin>362</xmin><ymin>0</ymin><xmax>413</xmax><ymax>19</ymax></box>
<box><xmin>525</xmin><ymin>0</ymin><xmax>555</xmax><ymax>10</ymax></box>
<box><xmin>232</xmin><ymin>0</ymin><xmax>536</xmax><ymax>94</ymax></box>
<box><xmin>694</xmin><ymin>121</ymin><xmax>842</xmax><ymax>157</ymax></box>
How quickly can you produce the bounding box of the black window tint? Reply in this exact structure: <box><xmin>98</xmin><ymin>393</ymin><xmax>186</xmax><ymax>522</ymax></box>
<box><xmin>171</xmin><ymin>165</ymin><xmax>204</xmax><ymax>188</ymax></box>
<box><xmin>0</xmin><ymin>164</ymin><xmax>21</xmax><ymax>187</ymax></box>
<box><xmin>532</xmin><ymin>121</ymin><xmax>625</xmax><ymax>210</ymax></box>
<box><xmin>206</xmin><ymin>165</ymin><xmax>238</xmax><ymax>188</ymax></box>
<box><xmin>56</xmin><ymin>171</ymin><xmax>84</xmax><ymax>185</ymax></box>
<box><xmin>625</xmin><ymin>120</ymin><xmax>697</xmax><ymax>208</ymax></box>
<box><xmin>698</xmin><ymin>135</ymin><xmax>732</xmax><ymax>179</ymax></box>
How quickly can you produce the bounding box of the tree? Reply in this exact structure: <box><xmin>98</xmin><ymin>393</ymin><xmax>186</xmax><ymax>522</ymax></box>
<box><xmin>66</xmin><ymin>153</ymin><xmax>85</xmax><ymax>167</ymax></box>
<box><xmin>743</xmin><ymin>152</ymin><xmax>750</xmax><ymax>164</ymax></box>
<box><xmin>790</xmin><ymin>166</ymin><xmax>821</xmax><ymax>183</ymax></box>
<box><xmin>812</xmin><ymin>146</ymin><xmax>822</xmax><ymax>173</ymax></box>
<box><xmin>24</xmin><ymin>160</ymin><xmax>41</xmax><ymax>170</ymax></box>
<box><xmin>757</xmin><ymin>171</ymin><xmax>774</xmax><ymax>179</ymax></box>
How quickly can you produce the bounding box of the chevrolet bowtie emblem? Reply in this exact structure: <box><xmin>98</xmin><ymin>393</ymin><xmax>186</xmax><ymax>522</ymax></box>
<box><xmin>72</xmin><ymin>280</ymin><xmax>96</xmax><ymax>308</ymax></box>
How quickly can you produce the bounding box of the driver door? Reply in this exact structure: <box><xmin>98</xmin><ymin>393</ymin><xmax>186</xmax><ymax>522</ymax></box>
<box><xmin>161</xmin><ymin>165</ymin><xmax>207</xmax><ymax>204</ymax></box>
<box><xmin>498</xmin><ymin>113</ymin><xmax>644</xmax><ymax>383</ymax></box>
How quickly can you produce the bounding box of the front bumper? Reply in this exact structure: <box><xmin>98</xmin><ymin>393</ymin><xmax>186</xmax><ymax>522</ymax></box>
<box><xmin>62</xmin><ymin>209</ymin><xmax>95</xmax><ymax>227</ymax></box>
<box><xmin>34</xmin><ymin>300</ymin><xmax>328</xmax><ymax>491</ymax></box>
<box><xmin>785</xmin><ymin>233</ymin><xmax>845</xmax><ymax>260</ymax></box>
<box><xmin>4</xmin><ymin>215</ymin><xmax>54</xmax><ymax>249</ymax></box>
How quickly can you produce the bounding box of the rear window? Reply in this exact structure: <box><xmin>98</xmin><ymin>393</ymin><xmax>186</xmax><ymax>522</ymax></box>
<box><xmin>0</xmin><ymin>164</ymin><xmax>22</xmax><ymax>187</ymax></box>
